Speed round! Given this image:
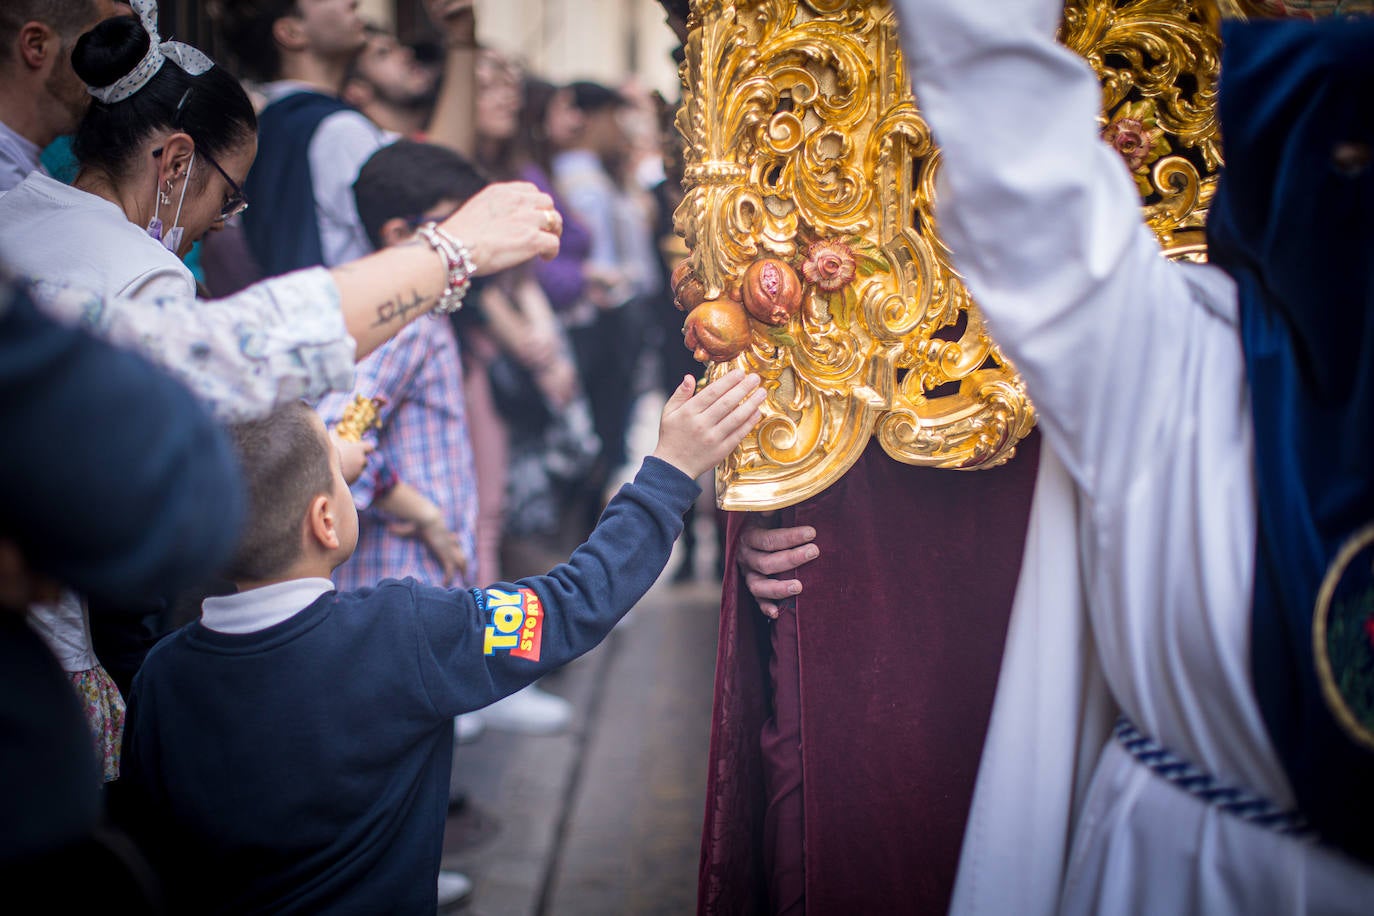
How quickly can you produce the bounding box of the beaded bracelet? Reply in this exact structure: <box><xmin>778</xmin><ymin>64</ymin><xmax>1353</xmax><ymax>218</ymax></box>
<box><xmin>416</xmin><ymin>222</ymin><xmax>476</xmax><ymax>314</ymax></box>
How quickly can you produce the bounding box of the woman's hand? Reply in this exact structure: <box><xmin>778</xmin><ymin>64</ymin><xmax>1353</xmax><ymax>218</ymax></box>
<box><xmin>441</xmin><ymin>183</ymin><xmax>562</xmax><ymax>276</ymax></box>
<box><xmin>513</xmin><ymin>327</ymin><xmax>560</xmax><ymax>368</ymax></box>
<box><xmin>374</xmin><ymin>482</ymin><xmax>469</xmax><ymax>585</ymax></box>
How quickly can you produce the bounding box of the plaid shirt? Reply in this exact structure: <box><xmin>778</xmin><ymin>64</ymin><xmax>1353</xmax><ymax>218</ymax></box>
<box><xmin>317</xmin><ymin>315</ymin><xmax>479</xmax><ymax>589</ymax></box>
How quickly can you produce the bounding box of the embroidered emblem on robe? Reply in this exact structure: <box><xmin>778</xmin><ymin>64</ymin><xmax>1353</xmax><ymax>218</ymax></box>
<box><xmin>1314</xmin><ymin>523</ymin><xmax>1374</xmax><ymax>751</ymax></box>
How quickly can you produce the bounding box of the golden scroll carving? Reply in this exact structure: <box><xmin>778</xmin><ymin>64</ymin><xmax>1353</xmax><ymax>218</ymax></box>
<box><xmin>675</xmin><ymin>0</ymin><xmax>1227</xmax><ymax>510</ymax></box>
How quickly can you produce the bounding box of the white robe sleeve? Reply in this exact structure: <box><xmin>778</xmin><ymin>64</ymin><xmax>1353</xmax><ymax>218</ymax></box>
<box><xmin>891</xmin><ymin>0</ymin><xmax>1229</xmax><ymax>500</ymax></box>
<box><xmin>891</xmin><ymin>3</ymin><xmax>1374</xmax><ymax>913</ymax></box>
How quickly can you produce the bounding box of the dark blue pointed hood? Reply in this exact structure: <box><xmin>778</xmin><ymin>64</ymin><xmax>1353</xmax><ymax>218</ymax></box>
<box><xmin>1207</xmin><ymin>14</ymin><xmax>1374</xmax><ymax>863</ymax></box>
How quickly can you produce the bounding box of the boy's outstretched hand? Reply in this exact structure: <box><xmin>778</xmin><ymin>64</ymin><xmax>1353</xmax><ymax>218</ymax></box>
<box><xmin>652</xmin><ymin>370</ymin><xmax>767</xmax><ymax>480</ymax></box>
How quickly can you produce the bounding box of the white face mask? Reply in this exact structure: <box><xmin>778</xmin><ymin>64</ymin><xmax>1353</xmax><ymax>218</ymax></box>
<box><xmin>145</xmin><ymin>152</ymin><xmax>195</xmax><ymax>254</ymax></box>
<box><xmin>162</xmin><ymin>152</ymin><xmax>194</xmax><ymax>253</ymax></box>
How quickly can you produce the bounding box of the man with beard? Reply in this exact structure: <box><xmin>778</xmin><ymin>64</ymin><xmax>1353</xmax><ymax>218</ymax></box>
<box><xmin>342</xmin><ymin>7</ymin><xmax>479</xmax><ymax>154</ymax></box>
<box><xmin>214</xmin><ymin>0</ymin><xmax>389</xmax><ymax>276</ymax></box>
<box><xmin>0</xmin><ymin>0</ymin><xmax>128</xmax><ymax>191</ymax></box>
<box><xmin>342</xmin><ymin>23</ymin><xmax>436</xmax><ymax>139</ymax></box>
<box><xmin>214</xmin><ymin>0</ymin><xmax>482</xmax><ymax>280</ymax></box>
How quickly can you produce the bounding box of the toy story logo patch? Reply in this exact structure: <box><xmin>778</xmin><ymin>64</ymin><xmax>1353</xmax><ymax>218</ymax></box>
<box><xmin>1314</xmin><ymin>523</ymin><xmax>1374</xmax><ymax>752</ymax></box>
<box><xmin>479</xmin><ymin>588</ymin><xmax>544</xmax><ymax>662</ymax></box>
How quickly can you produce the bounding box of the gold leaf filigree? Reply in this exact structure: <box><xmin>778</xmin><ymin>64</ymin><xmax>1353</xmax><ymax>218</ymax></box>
<box><xmin>677</xmin><ymin>0</ymin><xmax>1227</xmax><ymax>509</ymax></box>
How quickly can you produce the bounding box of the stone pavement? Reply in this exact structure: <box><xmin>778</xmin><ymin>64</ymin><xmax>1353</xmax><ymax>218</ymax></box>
<box><xmin>440</xmin><ymin>515</ymin><xmax>725</xmax><ymax>916</ymax></box>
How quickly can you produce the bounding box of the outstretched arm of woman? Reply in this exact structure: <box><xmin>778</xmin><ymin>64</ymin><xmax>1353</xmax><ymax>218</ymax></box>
<box><xmin>336</xmin><ymin>181</ymin><xmax>561</xmax><ymax>358</ymax></box>
<box><xmin>24</xmin><ymin>182</ymin><xmax>560</xmax><ymax>422</ymax></box>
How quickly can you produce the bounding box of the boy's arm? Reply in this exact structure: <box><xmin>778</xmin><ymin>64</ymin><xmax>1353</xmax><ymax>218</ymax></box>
<box><xmin>409</xmin><ymin>371</ymin><xmax>765</xmax><ymax>716</ymax></box>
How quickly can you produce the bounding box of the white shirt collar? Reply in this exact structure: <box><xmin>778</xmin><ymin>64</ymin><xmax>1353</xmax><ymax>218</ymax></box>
<box><xmin>201</xmin><ymin>578</ymin><xmax>335</xmax><ymax>634</ymax></box>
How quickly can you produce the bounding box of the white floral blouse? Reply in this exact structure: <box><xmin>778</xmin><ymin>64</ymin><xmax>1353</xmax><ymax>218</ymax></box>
<box><xmin>30</xmin><ymin>267</ymin><xmax>357</xmax><ymax>422</ymax></box>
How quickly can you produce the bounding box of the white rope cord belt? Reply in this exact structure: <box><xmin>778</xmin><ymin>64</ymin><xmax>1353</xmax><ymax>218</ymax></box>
<box><xmin>1113</xmin><ymin>717</ymin><xmax>1317</xmax><ymax>839</ymax></box>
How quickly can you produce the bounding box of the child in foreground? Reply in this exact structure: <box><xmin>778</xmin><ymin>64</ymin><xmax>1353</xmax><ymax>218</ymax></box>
<box><xmin>117</xmin><ymin>370</ymin><xmax>766</xmax><ymax>915</ymax></box>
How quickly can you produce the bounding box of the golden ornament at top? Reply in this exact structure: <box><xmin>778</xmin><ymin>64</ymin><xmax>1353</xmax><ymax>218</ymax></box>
<box><xmin>675</xmin><ymin>0</ymin><xmax>1230</xmax><ymax>510</ymax></box>
<box><xmin>333</xmin><ymin>394</ymin><xmax>384</xmax><ymax>443</ymax></box>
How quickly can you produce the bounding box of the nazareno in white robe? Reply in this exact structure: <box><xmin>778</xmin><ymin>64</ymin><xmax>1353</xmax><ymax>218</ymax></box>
<box><xmin>890</xmin><ymin>0</ymin><xmax>1374</xmax><ymax>912</ymax></box>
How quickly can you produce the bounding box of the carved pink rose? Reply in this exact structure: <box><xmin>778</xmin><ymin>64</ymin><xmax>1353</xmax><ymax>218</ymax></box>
<box><xmin>1103</xmin><ymin>117</ymin><xmax>1156</xmax><ymax>172</ymax></box>
<box><xmin>801</xmin><ymin>240</ymin><xmax>857</xmax><ymax>292</ymax></box>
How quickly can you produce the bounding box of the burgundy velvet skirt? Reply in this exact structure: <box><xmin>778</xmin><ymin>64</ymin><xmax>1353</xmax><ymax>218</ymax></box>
<box><xmin>699</xmin><ymin>434</ymin><xmax>1041</xmax><ymax>915</ymax></box>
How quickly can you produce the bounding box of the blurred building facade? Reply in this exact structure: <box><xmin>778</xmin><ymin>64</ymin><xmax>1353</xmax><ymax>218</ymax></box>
<box><xmin>159</xmin><ymin>1</ymin><xmax>681</xmax><ymax>100</ymax></box>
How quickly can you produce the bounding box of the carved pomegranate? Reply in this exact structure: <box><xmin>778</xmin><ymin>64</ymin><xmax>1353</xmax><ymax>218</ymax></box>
<box><xmin>670</xmin><ymin>261</ymin><xmax>708</xmax><ymax>312</ymax></box>
<box><xmin>675</xmin><ymin>276</ymin><xmax>707</xmax><ymax>312</ymax></box>
<box><xmin>670</xmin><ymin>260</ymin><xmax>692</xmax><ymax>290</ymax></box>
<box><xmin>683</xmin><ymin>298</ymin><xmax>751</xmax><ymax>364</ymax></box>
<box><xmin>741</xmin><ymin>257</ymin><xmax>802</xmax><ymax>326</ymax></box>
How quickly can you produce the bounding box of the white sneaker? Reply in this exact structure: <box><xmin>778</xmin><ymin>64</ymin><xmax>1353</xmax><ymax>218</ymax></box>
<box><xmin>453</xmin><ymin>712</ymin><xmax>486</xmax><ymax>744</ymax></box>
<box><xmin>436</xmin><ymin>870</ymin><xmax>472</xmax><ymax>911</ymax></box>
<box><xmin>479</xmin><ymin>684</ymin><xmax>573</xmax><ymax>735</ymax></box>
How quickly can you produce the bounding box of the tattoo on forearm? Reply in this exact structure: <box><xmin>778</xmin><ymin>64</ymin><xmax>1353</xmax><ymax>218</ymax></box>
<box><xmin>371</xmin><ymin>289</ymin><xmax>432</xmax><ymax>328</ymax></box>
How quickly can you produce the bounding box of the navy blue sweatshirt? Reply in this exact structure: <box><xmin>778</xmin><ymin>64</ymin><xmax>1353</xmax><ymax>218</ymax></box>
<box><xmin>119</xmin><ymin>457</ymin><xmax>699</xmax><ymax>915</ymax></box>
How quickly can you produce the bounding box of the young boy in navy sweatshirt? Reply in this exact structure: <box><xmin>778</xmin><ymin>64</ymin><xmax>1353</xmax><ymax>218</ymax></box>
<box><xmin>118</xmin><ymin>371</ymin><xmax>765</xmax><ymax>915</ymax></box>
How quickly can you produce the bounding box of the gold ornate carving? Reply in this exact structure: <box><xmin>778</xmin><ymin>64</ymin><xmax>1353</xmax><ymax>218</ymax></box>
<box><xmin>333</xmin><ymin>394</ymin><xmax>384</xmax><ymax>442</ymax></box>
<box><xmin>676</xmin><ymin>0</ymin><xmax>1227</xmax><ymax>510</ymax></box>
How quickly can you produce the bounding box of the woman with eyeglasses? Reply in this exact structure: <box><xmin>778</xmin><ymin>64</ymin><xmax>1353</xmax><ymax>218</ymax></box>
<box><xmin>0</xmin><ymin>5</ymin><xmax>259</xmax><ymax>789</ymax></box>
<box><xmin>0</xmin><ymin>2</ymin><xmax>564</xmax><ymax>791</ymax></box>
<box><xmin>0</xmin><ymin>10</ymin><xmax>255</xmax><ymax>301</ymax></box>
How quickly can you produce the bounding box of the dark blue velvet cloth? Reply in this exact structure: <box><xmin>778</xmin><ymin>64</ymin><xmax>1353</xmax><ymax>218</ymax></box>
<box><xmin>1207</xmin><ymin>16</ymin><xmax>1374</xmax><ymax>863</ymax></box>
<box><xmin>242</xmin><ymin>91</ymin><xmax>352</xmax><ymax>277</ymax></box>
<box><xmin>0</xmin><ymin>283</ymin><xmax>244</xmax><ymax>605</ymax></box>
<box><xmin>0</xmin><ymin>279</ymin><xmax>243</xmax><ymax>906</ymax></box>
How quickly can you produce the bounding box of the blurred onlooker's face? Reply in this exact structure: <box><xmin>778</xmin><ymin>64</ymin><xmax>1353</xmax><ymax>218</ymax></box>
<box><xmin>543</xmin><ymin>88</ymin><xmax>583</xmax><ymax>151</ymax></box>
<box><xmin>475</xmin><ymin>49</ymin><xmax>520</xmax><ymax>142</ymax></box>
<box><xmin>354</xmin><ymin>31</ymin><xmax>432</xmax><ymax>106</ymax></box>
<box><xmin>580</xmin><ymin>106</ymin><xmax>627</xmax><ymax>158</ymax></box>
<box><xmin>292</xmin><ymin>0</ymin><xmax>366</xmax><ymax>59</ymax></box>
<box><xmin>42</xmin><ymin>0</ymin><xmax>128</xmax><ymax>136</ymax></box>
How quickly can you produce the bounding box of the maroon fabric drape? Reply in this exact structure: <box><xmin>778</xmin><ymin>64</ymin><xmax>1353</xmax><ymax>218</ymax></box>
<box><xmin>699</xmin><ymin>434</ymin><xmax>1041</xmax><ymax>915</ymax></box>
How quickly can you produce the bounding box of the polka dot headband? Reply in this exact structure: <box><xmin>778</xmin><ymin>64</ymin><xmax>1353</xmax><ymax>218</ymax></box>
<box><xmin>86</xmin><ymin>0</ymin><xmax>214</xmax><ymax>105</ymax></box>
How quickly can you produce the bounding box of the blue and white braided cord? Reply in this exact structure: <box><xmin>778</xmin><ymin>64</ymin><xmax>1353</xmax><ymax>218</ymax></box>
<box><xmin>1113</xmin><ymin>717</ymin><xmax>1317</xmax><ymax>839</ymax></box>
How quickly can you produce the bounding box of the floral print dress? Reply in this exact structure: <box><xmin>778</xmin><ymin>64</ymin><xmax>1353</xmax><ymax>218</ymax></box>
<box><xmin>29</xmin><ymin>591</ymin><xmax>125</xmax><ymax>781</ymax></box>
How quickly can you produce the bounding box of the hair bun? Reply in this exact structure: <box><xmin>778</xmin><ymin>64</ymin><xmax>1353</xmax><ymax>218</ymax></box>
<box><xmin>72</xmin><ymin>14</ymin><xmax>151</xmax><ymax>92</ymax></box>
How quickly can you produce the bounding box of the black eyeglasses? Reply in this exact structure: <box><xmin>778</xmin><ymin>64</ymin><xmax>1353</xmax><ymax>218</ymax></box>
<box><xmin>152</xmin><ymin>145</ymin><xmax>249</xmax><ymax>223</ymax></box>
<box><xmin>153</xmin><ymin>89</ymin><xmax>248</xmax><ymax>223</ymax></box>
